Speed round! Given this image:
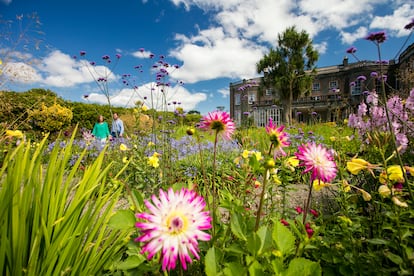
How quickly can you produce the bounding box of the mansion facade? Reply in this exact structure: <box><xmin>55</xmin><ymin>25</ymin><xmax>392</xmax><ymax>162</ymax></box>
<box><xmin>229</xmin><ymin>43</ymin><xmax>414</xmax><ymax>127</ymax></box>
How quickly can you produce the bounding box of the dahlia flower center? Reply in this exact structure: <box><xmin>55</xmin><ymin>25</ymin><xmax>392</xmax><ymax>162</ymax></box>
<box><xmin>166</xmin><ymin>212</ymin><xmax>188</xmax><ymax>234</ymax></box>
<box><xmin>211</xmin><ymin>120</ymin><xmax>225</xmax><ymax>131</ymax></box>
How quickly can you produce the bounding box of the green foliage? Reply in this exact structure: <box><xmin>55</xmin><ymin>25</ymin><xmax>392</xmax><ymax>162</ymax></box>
<box><xmin>257</xmin><ymin>26</ymin><xmax>319</xmax><ymax>125</ymax></box>
<box><xmin>0</xmin><ymin>129</ymin><xmax>134</xmax><ymax>275</ymax></box>
<box><xmin>29</xmin><ymin>102</ymin><xmax>73</xmax><ymax>132</ymax></box>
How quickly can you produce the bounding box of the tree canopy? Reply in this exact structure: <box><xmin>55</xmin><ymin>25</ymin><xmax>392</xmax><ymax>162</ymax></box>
<box><xmin>257</xmin><ymin>26</ymin><xmax>319</xmax><ymax>125</ymax></box>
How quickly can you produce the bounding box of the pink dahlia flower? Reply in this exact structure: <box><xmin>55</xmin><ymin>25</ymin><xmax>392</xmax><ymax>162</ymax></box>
<box><xmin>135</xmin><ymin>188</ymin><xmax>212</xmax><ymax>271</ymax></box>
<box><xmin>198</xmin><ymin>110</ymin><xmax>236</xmax><ymax>140</ymax></box>
<box><xmin>295</xmin><ymin>142</ymin><xmax>337</xmax><ymax>182</ymax></box>
<box><xmin>265</xmin><ymin>118</ymin><xmax>290</xmax><ymax>156</ymax></box>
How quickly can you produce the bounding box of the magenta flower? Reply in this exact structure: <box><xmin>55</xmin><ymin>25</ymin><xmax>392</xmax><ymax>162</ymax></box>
<box><xmin>365</xmin><ymin>31</ymin><xmax>386</xmax><ymax>43</ymax></box>
<box><xmin>265</xmin><ymin>118</ymin><xmax>290</xmax><ymax>156</ymax></box>
<box><xmin>346</xmin><ymin>46</ymin><xmax>357</xmax><ymax>54</ymax></box>
<box><xmin>295</xmin><ymin>142</ymin><xmax>337</xmax><ymax>182</ymax></box>
<box><xmin>135</xmin><ymin>188</ymin><xmax>212</xmax><ymax>271</ymax></box>
<box><xmin>199</xmin><ymin>110</ymin><xmax>236</xmax><ymax>140</ymax></box>
<box><xmin>404</xmin><ymin>18</ymin><xmax>414</xmax><ymax>30</ymax></box>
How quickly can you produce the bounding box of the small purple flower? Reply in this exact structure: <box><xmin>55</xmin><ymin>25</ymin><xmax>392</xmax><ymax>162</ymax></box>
<box><xmin>80</xmin><ymin>51</ymin><xmax>86</xmax><ymax>56</ymax></box>
<box><xmin>102</xmin><ymin>55</ymin><xmax>110</xmax><ymax>60</ymax></box>
<box><xmin>404</xmin><ymin>18</ymin><xmax>414</xmax><ymax>30</ymax></box>
<box><xmin>116</xmin><ymin>53</ymin><xmax>121</xmax><ymax>59</ymax></box>
<box><xmin>350</xmin><ymin>81</ymin><xmax>356</xmax><ymax>87</ymax></box>
<box><xmin>357</xmin><ymin>75</ymin><xmax>367</xmax><ymax>81</ymax></box>
<box><xmin>243</xmin><ymin>112</ymin><xmax>250</xmax><ymax>116</ymax></box>
<box><xmin>311</xmin><ymin>112</ymin><xmax>317</xmax><ymax>116</ymax></box>
<box><xmin>149</xmin><ymin>53</ymin><xmax>155</xmax><ymax>58</ymax></box>
<box><xmin>365</xmin><ymin>31</ymin><xmax>386</xmax><ymax>43</ymax></box>
<box><xmin>83</xmin><ymin>94</ymin><xmax>89</xmax><ymax>99</ymax></box>
<box><xmin>346</xmin><ymin>46</ymin><xmax>357</xmax><ymax>54</ymax></box>
<box><xmin>139</xmin><ymin>48</ymin><xmax>145</xmax><ymax>52</ymax></box>
<box><xmin>90</xmin><ymin>61</ymin><xmax>96</xmax><ymax>66</ymax></box>
<box><xmin>370</xmin><ymin>71</ymin><xmax>378</xmax><ymax>78</ymax></box>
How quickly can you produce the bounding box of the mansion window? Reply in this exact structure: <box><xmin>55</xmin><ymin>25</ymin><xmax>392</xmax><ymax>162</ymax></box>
<box><xmin>312</xmin><ymin>82</ymin><xmax>320</xmax><ymax>91</ymax></box>
<box><xmin>351</xmin><ymin>79</ymin><xmax>362</xmax><ymax>95</ymax></box>
<box><xmin>265</xmin><ymin>88</ymin><xmax>273</xmax><ymax>96</ymax></box>
<box><xmin>329</xmin><ymin>80</ymin><xmax>338</xmax><ymax>89</ymax></box>
<box><xmin>235</xmin><ymin>93</ymin><xmax>241</xmax><ymax>105</ymax></box>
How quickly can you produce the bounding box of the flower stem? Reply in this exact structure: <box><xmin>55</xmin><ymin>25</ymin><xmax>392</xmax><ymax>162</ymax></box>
<box><xmin>303</xmin><ymin>178</ymin><xmax>314</xmax><ymax>225</ymax></box>
<box><xmin>255</xmin><ymin>169</ymin><xmax>269</xmax><ymax>231</ymax></box>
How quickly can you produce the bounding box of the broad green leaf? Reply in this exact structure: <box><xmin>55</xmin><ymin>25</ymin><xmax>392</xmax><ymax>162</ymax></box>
<box><xmin>205</xmin><ymin>246</ymin><xmax>220</xmax><ymax>276</ymax></box>
<box><xmin>257</xmin><ymin>225</ymin><xmax>273</xmax><ymax>255</ymax></box>
<box><xmin>246</xmin><ymin>255</ymin><xmax>264</xmax><ymax>276</ymax></box>
<box><xmin>272</xmin><ymin>220</ymin><xmax>295</xmax><ymax>256</ymax></box>
<box><xmin>114</xmin><ymin>255</ymin><xmax>146</xmax><ymax>270</ymax></box>
<box><xmin>284</xmin><ymin>258</ymin><xmax>321</xmax><ymax>276</ymax></box>
<box><xmin>223</xmin><ymin>262</ymin><xmax>247</xmax><ymax>276</ymax></box>
<box><xmin>384</xmin><ymin>251</ymin><xmax>403</xmax><ymax>265</ymax></box>
<box><xmin>230</xmin><ymin>213</ymin><xmax>247</xmax><ymax>241</ymax></box>
<box><xmin>247</xmin><ymin>233</ymin><xmax>260</xmax><ymax>256</ymax></box>
<box><xmin>108</xmin><ymin>210</ymin><xmax>136</xmax><ymax>230</ymax></box>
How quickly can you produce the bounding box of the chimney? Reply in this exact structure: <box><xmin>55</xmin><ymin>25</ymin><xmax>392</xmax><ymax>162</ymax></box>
<box><xmin>343</xmin><ymin>56</ymin><xmax>348</xmax><ymax>66</ymax></box>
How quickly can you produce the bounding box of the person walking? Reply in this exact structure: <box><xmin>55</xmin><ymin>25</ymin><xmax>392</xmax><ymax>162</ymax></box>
<box><xmin>111</xmin><ymin>112</ymin><xmax>124</xmax><ymax>138</ymax></box>
<box><xmin>92</xmin><ymin>115</ymin><xmax>111</xmax><ymax>148</ymax></box>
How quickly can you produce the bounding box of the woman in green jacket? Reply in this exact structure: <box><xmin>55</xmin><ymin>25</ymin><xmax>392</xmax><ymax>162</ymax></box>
<box><xmin>92</xmin><ymin>115</ymin><xmax>111</xmax><ymax>148</ymax></box>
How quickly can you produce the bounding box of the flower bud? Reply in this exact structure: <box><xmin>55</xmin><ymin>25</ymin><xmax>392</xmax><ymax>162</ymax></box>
<box><xmin>186</xmin><ymin>128</ymin><xmax>195</xmax><ymax>136</ymax></box>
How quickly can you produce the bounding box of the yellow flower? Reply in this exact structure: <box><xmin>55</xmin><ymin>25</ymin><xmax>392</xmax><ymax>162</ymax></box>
<box><xmin>343</xmin><ymin>119</ymin><xmax>348</xmax><ymax>124</ymax></box>
<box><xmin>391</xmin><ymin>196</ymin><xmax>408</xmax><ymax>208</ymax></box>
<box><xmin>379</xmin><ymin>165</ymin><xmax>404</xmax><ymax>184</ymax></box>
<box><xmin>122</xmin><ymin>156</ymin><xmax>128</xmax><ymax>163</ymax></box>
<box><xmin>405</xmin><ymin>166</ymin><xmax>414</xmax><ymax>176</ymax></box>
<box><xmin>141</xmin><ymin>105</ymin><xmax>148</xmax><ymax>112</ymax></box>
<box><xmin>287</xmin><ymin>156</ymin><xmax>299</xmax><ymax>167</ymax></box>
<box><xmin>147</xmin><ymin>155</ymin><xmax>159</xmax><ymax>168</ymax></box>
<box><xmin>254</xmin><ymin>181</ymin><xmax>261</xmax><ymax>188</ymax></box>
<box><xmin>133</xmin><ymin>108</ymin><xmax>139</xmax><ymax>114</ymax></box>
<box><xmin>338</xmin><ymin>215</ymin><xmax>352</xmax><ymax>225</ymax></box>
<box><xmin>342</xmin><ymin>179</ymin><xmax>351</xmax><ymax>192</ymax></box>
<box><xmin>233</xmin><ymin>156</ymin><xmax>241</xmax><ymax>165</ymax></box>
<box><xmin>5</xmin><ymin>129</ymin><xmax>23</xmax><ymax>139</ymax></box>
<box><xmin>252</xmin><ymin>151</ymin><xmax>263</xmax><ymax>161</ymax></box>
<box><xmin>264</xmin><ymin>158</ymin><xmax>275</xmax><ymax>169</ymax></box>
<box><xmin>147</xmin><ymin>141</ymin><xmax>155</xmax><ymax>147</ymax></box>
<box><xmin>345</xmin><ymin>136</ymin><xmax>352</xmax><ymax>141</ymax></box>
<box><xmin>119</xmin><ymin>143</ymin><xmax>128</xmax><ymax>151</ymax></box>
<box><xmin>360</xmin><ymin>190</ymin><xmax>372</xmax><ymax>201</ymax></box>
<box><xmin>346</xmin><ymin>158</ymin><xmax>370</xmax><ymax>175</ymax></box>
<box><xmin>312</xmin><ymin>179</ymin><xmax>330</xmax><ymax>191</ymax></box>
<box><xmin>242</xmin><ymin>150</ymin><xmax>250</xmax><ymax>159</ymax></box>
<box><xmin>272</xmin><ymin>174</ymin><xmax>282</xmax><ymax>185</ymax></box>
<box><xmin>329</xmin><ymin>136</ymin><xmax>336</xmax><ymax>142</ymax></box>
<box><xmin>378</xmin><ymin>185</ymin><xmax>391</xmax><ymax>198</ymax></box>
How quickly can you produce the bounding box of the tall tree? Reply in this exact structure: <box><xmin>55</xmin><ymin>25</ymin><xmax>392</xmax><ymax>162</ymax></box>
<box><xmin>257</xmin><ymin>26</ymin><xmax>319</xmax><ymax>125</ymax></box>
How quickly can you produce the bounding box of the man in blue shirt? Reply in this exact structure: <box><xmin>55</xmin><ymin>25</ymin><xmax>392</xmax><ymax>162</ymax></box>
<box><xmin>111</xmin><ymin>112</ymin><xmax>124</xmax><ymax>138</ymax></box>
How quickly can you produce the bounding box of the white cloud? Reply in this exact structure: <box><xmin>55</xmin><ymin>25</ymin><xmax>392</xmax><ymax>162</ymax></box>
<box><xmin>2</xmin><ymin>62</ymin><xmax>42</xmax><ymax>84</ymax></box>
<box><xmin>85</xmin><ymin>82</ymin><xmax>207</xmax><ymax>112</ymax></box>
<box><xmin>170</xmin><ymin>27</ymin><xmax>265</xmax><ymax>83</ymax></box>
<box><xmin>218</xmin><ymin>87</ymin><xmax>229</xmax><ymax>98</ymax></box>
<box><xmin>370</xmin><ymin>4</ymin><xmax>414</xmax><ymax>37</ymax></box>
<box><xmin>340</xmin><ymin>26</ymin><xmax>368</xmax><ymax>45</ymax></box>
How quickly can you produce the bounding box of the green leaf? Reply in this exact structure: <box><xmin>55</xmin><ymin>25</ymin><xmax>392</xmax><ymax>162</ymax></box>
<box><xmin>205</xmin><ymin>246</ymin><xmax>220</xmax><ymax>276</ymax></box>
<box><xmin>272</xmin><ymin>220</ymin><xmax>295</xmax><ymax>256</ymax></box>
<box><xmin>108</xmin><ymin>210</ymin><xmax>136</xmax><ymax>230</ymax></box>
<box><xmin>114</xmin><ymin>255</ymin><xmax>146</xmax><ymax>270</ymax></box>
<box><xmin>246</xmin><ymin>255</ymin><xmax>264</xmax><ymax>276</ymax></box>
<box><xmin>257</xmin><ymin>225</ymin><xmax>273</xmax><ymax>255</ymax></box>
<box><xmin>247</xmin><ymin>233</ymin><xmax>260</xmax><ymax>256</ymax></box>
<box><xmin>366</xmin><ymin>238</ymin><xmax>388</xmax><ymax>245</ymax></box>
<box><xmin>284</xmin><ymin>257</ymin><xmax>321</xmax><ymax>276</ymax></box>
<box><xmin>230</xmin><ymin>213</ymin><xmax>247</xmax><ymax>241</ymax></box>
<box><xmin>223</xmin><ymin>262</ymin><xmax>247</xmax><ymax>276</ymax></box>
<box><xmin>384</xmin><ymin>251</ymin><xmax>403</xmax><ymax>265</ymax></box>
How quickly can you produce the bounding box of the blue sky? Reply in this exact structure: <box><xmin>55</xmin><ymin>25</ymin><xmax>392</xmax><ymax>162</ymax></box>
<box><xmin>1</xmin><ymin>0</ymin><xmax>413</xmax><ymax>114</ymax></box>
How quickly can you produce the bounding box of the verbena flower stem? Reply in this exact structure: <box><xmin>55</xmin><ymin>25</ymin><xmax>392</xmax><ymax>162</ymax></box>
<box><xmin>376</xmin><ymin>43</ymin><xmax>414</xmax><ymax>202</ymax></box>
